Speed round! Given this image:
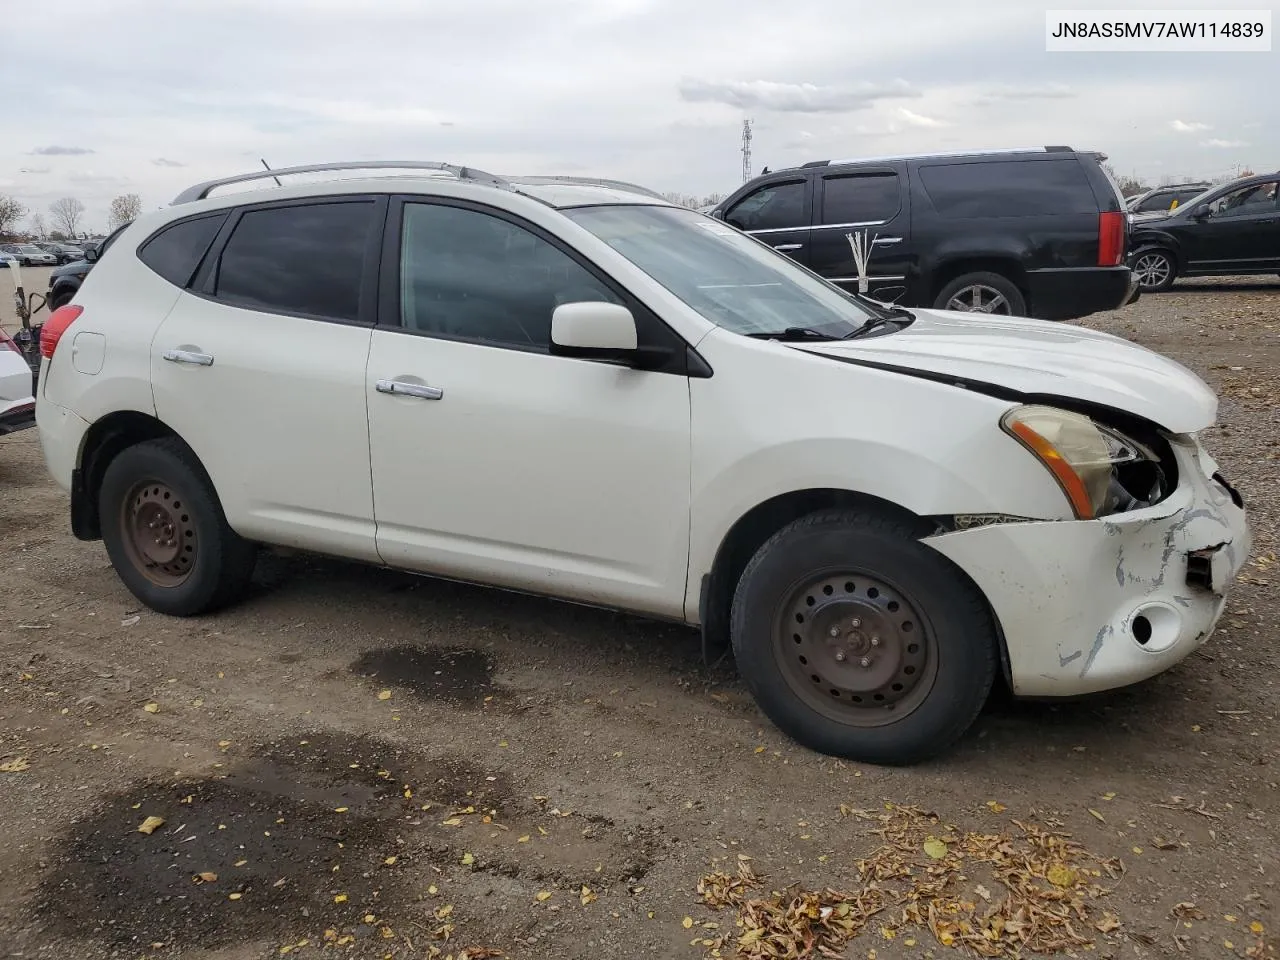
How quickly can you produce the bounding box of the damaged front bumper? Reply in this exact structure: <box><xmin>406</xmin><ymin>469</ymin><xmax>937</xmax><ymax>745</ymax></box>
<box><xmin>924</xmin><ymin>436</ymin><xmax>1250</xmax><ymax>697</ymax></box>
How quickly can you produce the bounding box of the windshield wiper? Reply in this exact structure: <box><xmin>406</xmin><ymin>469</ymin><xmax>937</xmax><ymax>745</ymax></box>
<box><xmin>841</xmin><ymin>307</ymin><xmax>915</xmax><ymax>340</ymax></box>
<box><xmin>744</xmin><ymin>327</ymin><xmax>841</xmax><ymax>342</ymax></box>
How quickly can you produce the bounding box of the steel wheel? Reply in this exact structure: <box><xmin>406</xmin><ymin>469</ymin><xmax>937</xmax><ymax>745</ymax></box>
<box><xmin>946</xmin><ymin>284</ymin><xmax>1011</xmax><ymax>314</ymax></box>
<box><xmin>1133</xmin><ymin>251</ymin><xmax>1173</xmax><ymax>290</ymax></box>
<box><xmin>119</xmin><ymin>480</ymin><xmax>197</xmax><ymax>588</ymax></box>
<box><xmin>774</xmin><ymin>571</ymin><xmax>937</xmax><ymax>727</ymax></box>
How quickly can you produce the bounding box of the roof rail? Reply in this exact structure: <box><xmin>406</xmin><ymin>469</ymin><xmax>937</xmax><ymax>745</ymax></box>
<box><xmin>171</xmin><ymin>160</ymin><xmax>510</xmax><ymax>205</ymax></box>
<box><xmin>509</xmin><ymin>175</ymin><xmax>670</xmax><ymax>202</ymax></box>
<box><xmin>826</xmin><ymin>146</ymin><xmax>1064</xmax><ymax>166</ymax></box>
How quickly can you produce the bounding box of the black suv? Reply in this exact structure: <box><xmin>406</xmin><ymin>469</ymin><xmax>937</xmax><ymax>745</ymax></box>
<box><xmin>1128</xmin><ymin>172</ymin><xmax>1280</xmax><ymax>292</ymax></box>
<box><xmin>709</xmin><ymin>146</ymin><xmax>1136</xmax><ymax>321</ymax></box>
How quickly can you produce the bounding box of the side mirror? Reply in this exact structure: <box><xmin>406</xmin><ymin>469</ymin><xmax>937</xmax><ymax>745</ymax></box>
<box><xmin>83</xmin><ymin>244</ymin><xmax>99</xmax><ymax>263</ymax></box>
<box><xmin>550</xmin><ymin>302</ymin><xmax>638</xmax><ymax>362</ymax></box>
<box><xmin>1190</xmin><ymin>204</ymin><xmax>1210</xmax><ymax>220</ymax></box>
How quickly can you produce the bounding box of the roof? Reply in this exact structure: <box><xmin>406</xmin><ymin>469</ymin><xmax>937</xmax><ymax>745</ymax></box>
<box><xmin>766</xmin><ymin>146</ymin><xmax>1081</xmax><ymax>175</ymax></box>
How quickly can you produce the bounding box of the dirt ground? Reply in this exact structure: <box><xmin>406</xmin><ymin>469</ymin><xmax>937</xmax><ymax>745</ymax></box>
<box><xmin>2</xmin><ymin>274</ymin><xmax>1278</xmax><ymax>960</ymax></box>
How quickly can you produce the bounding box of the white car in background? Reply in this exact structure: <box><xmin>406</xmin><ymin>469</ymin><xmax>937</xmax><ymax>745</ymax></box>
<box><xmin>33</xmin><ymin>161</ymin><xmax>1250</xmax><ymax>765</ymax></box>
<box><xmin>0</xmin><ymin>327</ymin><xmax>36</xmax><ymax>435</ymax></box>
<box><xmin>0</xmin><ymin>252</ymin><xmax>18</xmax><ymax>269</ymax></box>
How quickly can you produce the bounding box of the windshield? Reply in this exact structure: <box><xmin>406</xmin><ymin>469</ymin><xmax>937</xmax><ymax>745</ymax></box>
<box><xmin>564</xmin><ymin>204</ymin><xmax>877</xmax><ymax>337</ymax></box>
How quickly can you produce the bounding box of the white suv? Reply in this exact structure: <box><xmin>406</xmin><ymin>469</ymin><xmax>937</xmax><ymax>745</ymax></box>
<box><xmin>34</xmin><ymin>161</ymin><xmax>1250</xmax><ymax>764</ymax></box>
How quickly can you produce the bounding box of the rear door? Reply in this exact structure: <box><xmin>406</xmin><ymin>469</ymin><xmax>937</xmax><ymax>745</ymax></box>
<box><xmin>1178</xmin><ymin>178</ymin><xmax>1280</xmax><ymax>271</ymax></box>
<box><xmin>807</xmin><ymin>165</ymin><xmax>911</xmax><ymax>302</ymax></box>
<box><xmin>720</xmin><ymin>177</ymin><xmax>812</xmax><ymax>264</ymax></box>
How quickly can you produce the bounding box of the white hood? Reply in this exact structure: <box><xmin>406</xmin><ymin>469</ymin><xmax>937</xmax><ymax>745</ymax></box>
<box><xmin>797</xmin><ymin>308</ymin><xmax>1217</xmax><ymax>433</ymax></box>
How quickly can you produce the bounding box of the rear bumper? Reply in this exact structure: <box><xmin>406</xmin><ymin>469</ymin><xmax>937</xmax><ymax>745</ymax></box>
<box><xmin>34</xmin><ymin>395</ymin><xmax>91</xmax><ymax>493</ymax></box>
<box><xmin>1025</xmin><ymin>265</ymin><xmax>1136</xmax><ymax>321</ymax></box>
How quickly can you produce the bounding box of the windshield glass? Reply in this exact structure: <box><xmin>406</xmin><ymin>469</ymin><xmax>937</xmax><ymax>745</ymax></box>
<box><xmin>564</xmin><ymin>204</ymin><xmax>876</xmax><ymax>337</ymax></box>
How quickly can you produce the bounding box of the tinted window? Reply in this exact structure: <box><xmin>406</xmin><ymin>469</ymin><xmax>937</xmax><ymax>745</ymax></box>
<box><xmin>214</xmin><ymin>201</ymin><xmax>374</xmax><ymax>321</ymax></box>
<box><xmin>139</xmin><ymin>215</ymin><xmax>226</xmax><ymax>287</ymax></box>
<box><xmin>918</xmin><ymin>158</ymin><xmax>1098</xmax><ymax>218</ymax></box>
<box><xmin>1134</xmin><ymin>192</ymin><xmax>1172</xmax><ymax>213</ymax></box>
<box><xmin>723</xmin><ymin>180</ymin><xmax>806</xmax><ymax>231</ymax></box>
<box><xmin>1207</xmin><ymin>180</ymin><xmax>1279</xmax><ymax>219</ymax></box>
<box><xmin>399</xmin><ymin>202</ymin><xmax>621</xmax><ymax>349</ymax></box>
<box><xmin>821</xmin><ymin>173</ymin><xmax>901</xmax><ymax>223</ymax></box>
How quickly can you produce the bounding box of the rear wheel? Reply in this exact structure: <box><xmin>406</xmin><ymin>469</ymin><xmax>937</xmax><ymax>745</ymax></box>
<box><xmin>933</xmin><ymin>271</ymin><xmax>1026</xmax><ymax>316</ymax></box>
<box><xmin>99</xmin><ymin>438</ymin><xmax>257</xmax><ymax>616</ymax></box>
<box><xmin>729</xmin><ymin>510</ymin><xmax>997</xmax><ymax>765</ymax></box>
<box><xmin>1132</xmin><ymin>249</ymin><xmax>1177</xmax><ymax>292</ymax></box>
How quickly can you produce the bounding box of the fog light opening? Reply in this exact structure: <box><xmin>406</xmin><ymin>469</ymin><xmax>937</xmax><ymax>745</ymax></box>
<box><xmin>1132</xmin><ymin>615</ymin><xmax>1153</xmax><ymax>646</ymax></box>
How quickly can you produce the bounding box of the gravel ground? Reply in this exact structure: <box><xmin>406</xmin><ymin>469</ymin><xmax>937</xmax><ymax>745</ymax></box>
<box><xmin>1</xmin><ymin>275</ymin><xmax>1278</xmax><ymax>960</ymax></box>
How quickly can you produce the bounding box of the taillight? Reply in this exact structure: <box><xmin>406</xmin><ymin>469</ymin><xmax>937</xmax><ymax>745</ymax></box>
<box><xmin>40</xmin><ymin>304</ymin><xmax>83</xmax><ymax>359</ymax></box>
<box><xmin>1098</xmin><ymin>210</ymin><xmax>1125</xmax><ymax>266</ymax></box>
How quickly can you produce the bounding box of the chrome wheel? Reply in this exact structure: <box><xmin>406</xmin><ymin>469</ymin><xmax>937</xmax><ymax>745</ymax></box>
<box><xmin>120</xmin><ymin>481</ymin><xmax>197</xmax><ymax>588</ymax></box>
<box><xmin>1133</xmin><ymin>252</ymin><xmax>1173</xmax><ymax>289</ymax></box>
<box><xmin>946</xmin><ymin>284</ymin><xmax>1011</xmax><ymax>314</ymax></box>
<box><xmin>774</xmin><ymin>572</ymin><xmax>937</xmax><ymax>727</ymax></box>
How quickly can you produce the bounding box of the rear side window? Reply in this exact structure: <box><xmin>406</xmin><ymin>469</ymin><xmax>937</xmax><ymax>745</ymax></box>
<box><xmin>213</xmin><ymin>201</ymin><xmax>374</xmax><ymax>321</ymax></box>
<box><xmin>918</xmin><ymin>158</ymin><xmax>1098</xmax><ymax>218</ymax></box>
<box><xmin>723</xmin><ymin>180</ymin><xmax>806</xmax><ymax>231</ymax></box>
<box><xmin>821</xmin><ymin>173</ymin><xmax>901</xmax><ymax>224</ymax></box>
<box><xmin>138</xmin><ymin>214</ymin><xmax>227</xmax><ymax>287</ymax></box>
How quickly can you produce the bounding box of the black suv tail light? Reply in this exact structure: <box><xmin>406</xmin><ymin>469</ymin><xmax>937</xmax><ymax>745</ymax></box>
<box><xmin>1098</xmin><ymin>211</ymin><xmax>1125</xmax><ymax>266</ymax></box>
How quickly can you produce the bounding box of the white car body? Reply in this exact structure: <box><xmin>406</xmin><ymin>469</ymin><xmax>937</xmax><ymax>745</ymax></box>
<box><xmin>0</xmin><ymin>329</ymin><xmax>36</xmax><ymax>435</ymax></box>
<box><xmin>32</xmin><ymin>163</ymin><xmax>1250</xmax><ymax>761</ymax></box>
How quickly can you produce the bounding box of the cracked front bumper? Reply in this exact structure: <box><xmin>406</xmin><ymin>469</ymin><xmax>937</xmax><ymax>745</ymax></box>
<box><xmin>924</xmin><ymin>436</ymin><xmax>1250</xmax><ymax>697</ymax></box>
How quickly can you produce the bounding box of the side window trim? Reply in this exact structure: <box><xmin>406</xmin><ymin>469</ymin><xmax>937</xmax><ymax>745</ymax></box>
<box><xmin>190</xmin><ymin>195</ymin><xmax>387</xmax><ymax>327</ymax></box>
<box><xmin>724</xmin><ymin>177</ymin><xmax>812</xmax><ymax>234</ymax></box>
<box><xmin>375</xmin><ymin>195</ymin><xmax>698</xmax><ymax>375</ymax></box>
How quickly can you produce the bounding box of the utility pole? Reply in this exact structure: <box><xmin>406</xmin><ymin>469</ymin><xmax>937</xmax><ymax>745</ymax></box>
<box><xmin>741</xmin><ymin>118</ymin><xmax>753</xmax><ymax>183</ymax></box>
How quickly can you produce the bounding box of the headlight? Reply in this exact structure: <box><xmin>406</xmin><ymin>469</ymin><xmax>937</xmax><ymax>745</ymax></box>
<box><xmin>1001</xmin><ymin>405</ymin><xmax>1165</xmax><ymax>519</ymax></box>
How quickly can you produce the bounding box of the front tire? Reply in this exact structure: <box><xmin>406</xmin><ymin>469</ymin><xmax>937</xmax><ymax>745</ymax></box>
<box><xmin>933</xmin><ymin>271</ymin><xmax>1026</xmax><ymax>316</ymax></box>
<box><xmin>729</xmin><ymin>510</ymin><xmax>997</xmax><ymax>765</ymax></box>
<box><xmin>1132</xmin><ymin>248</ymin><xmax>1177</xmax><ymax>292</ymax></box>
<box><xmin>99</xmin><ymin>438</ymin><xmax>257</xmax><ymax>616</ymax></box>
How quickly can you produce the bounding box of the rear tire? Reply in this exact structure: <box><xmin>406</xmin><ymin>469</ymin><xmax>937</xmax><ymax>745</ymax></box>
<box><xmin>99</xmin><ymin>438</ymin><xmax>257</xmax><ymax>616</ymax></box>
<box><xmin>729</xmin><ymin>509</ymin><xmax>997</xmax><ymax>765</ymax></box>
<box><xmin>1132</xmin><ymin>248</ymin><xmax>1177</xmax><ymax>292</ymax></box>
<box><xmin>933</xmin><ymin>271</ymin><xmax>1026</xmax><ymax>316</ymax></box>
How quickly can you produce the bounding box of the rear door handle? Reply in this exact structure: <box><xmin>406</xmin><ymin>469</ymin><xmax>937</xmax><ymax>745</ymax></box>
<box><xmin>872</xmin><ymin>237</ymin><xmax>903</xmax><ymax>245</ymax></box>
<box><xmin>772</xmin><ymin>243</ymin><xmax>803</xmax><ymax>252</ymax></box>
<box><xmin>375</xmin><ymin>379</ymin><xmax>444</xmax><ymax>400</ymax></box>
<box><xmin>162</xmin><ymin>349</ymin><xmax>214</xmax><ymax>366</ymax></box>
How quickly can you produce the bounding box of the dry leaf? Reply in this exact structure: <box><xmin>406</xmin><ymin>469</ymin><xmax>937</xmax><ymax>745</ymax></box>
<box><xmin>143</xmin><ymin>703</ymin><xmax>160</xmax><ymax>713</ymax></box>
<box><xmin>517</xmin><ymin>835</ymin><xmax>530</xmax><ymax>843</ymax></box>
<box><xmin>923</xmin><ymin>838</ymin><xmax>948</xmax><ymax>859</ymax></box>
<box><xmin>377</xmin><ymin>689</ymin><xmax>393</xmax><ymax>700</ymax></box>
<box><xmin>1088</xmin><ymin>808</ymin><xmax>1106</xmax><ymax>823</ymax></box>
<box><xmin>383</xmin><ymin>856</ymin><xmax>397</xmax><ymax>866</ymax></box>
<box><xmin>1096</xmin><ymin>913</ymin><xmax>1122</xmax><ymax>933</ymax></box>
<box><xmin>195</xmin><ymin>871</ymin><xmax>218</xmax><ymax>883</ymax></box>
<box><xmin>535</xmin><ymin>891</ymin><xmax>553</xmax><ymax>902</ymax></box>
<box><xmin>461</xmin><ymin>853</ymin><xmax>475</xmax><ymax>866</ymax></box>
<box><xmin>0</xmin><ymin>758</ymin><xmax>31</xmax><ymax>773</ymax></box>
<box><xmin>137</xmin><ymin>816</ymin><xmax>165</xmax><ymax>835</ymax></box>
<box><xmin>985</xmin><ymin>800</ymin><xmax>1007</xmax><ymax>813</ymax></box>
<box><xmin>1046</xmin><ymin>862</ymin><xmax>1077</xmax><ymax>887</ymax></box>
<box><xmin>334</xmin><ymin>894</ymin><xmax>348</xmax><ymax>903</ymax></box>
<box><xmin>580</xmin><ymin>885</ymin><xmax>597</xmax><ymax>906</ymax></box>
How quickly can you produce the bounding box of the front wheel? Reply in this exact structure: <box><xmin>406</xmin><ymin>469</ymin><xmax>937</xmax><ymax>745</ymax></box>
<box><xmin>730</xmin><ymin>510</ymin><xmax>998</xmax><ymax>765</ymax></box>
<box><xmin>1132</xmin><ymin>249</ymin><xmax>1177</xmax><ymax>292</ymax></box>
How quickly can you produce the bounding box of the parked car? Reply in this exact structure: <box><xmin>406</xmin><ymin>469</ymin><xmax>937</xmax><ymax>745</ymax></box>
<box><xmin>0</xmin><ymin>243</ymin><xmax>57</xmax><ymax>267</ymax></box>
<box><xmin>34</xmin><ymin>160</ymin><xmax>1249</xmax><ymax>765</ymax></box>
<box><xmin>1125</xmin><ymin>182</ymin><xmax>1213</xmax><ymax>215</ymax></box>
<box><xmin>708</xmin><ymin>146</ymin><xmax>1137</xmax><ymax>322</ymax></box>
<box><xmin>1128</xmin><ymin>172</ymin><xmax>1280</xmax><ymax>291</ymax></box>
<box><xmin>35</xmin><ymin>242</ymin><xmax>84</xmax><ymax>264</ymax></box>
<box><xmin>46</xmin><ymin>256</ymin><xmax>95</xmax><ymax>309</ymax></box>
<box><xmin>0</xmin><ymin>252</ymin><xmax>17</xmax><ymax>269</ymax></box>
<box><xmin>0</xmin><ymin>327</ymin><xmax>36</xmax><ymax>435</ymax></box>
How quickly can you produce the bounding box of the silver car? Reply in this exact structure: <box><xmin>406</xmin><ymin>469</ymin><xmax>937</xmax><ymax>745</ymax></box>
<box><xmin>0</xmin><ymin>243</ymin><xmax>58</xmax><ymax>267</ymax></box>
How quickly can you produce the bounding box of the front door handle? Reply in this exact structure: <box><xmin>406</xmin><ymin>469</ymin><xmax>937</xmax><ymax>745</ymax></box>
<box><xmin>872</xmin><ymin>236</ymin><xmax>903</xmax><ymax>245</ymax></box>
<box><xmin>163</xmin><ymin>349</ymin><xmax>214</xmax><ymax>366</ymax></box>
<box><xmin>375</xmin><ymin>379</ymin><xmax>444</xmax><ymax>400</ymax></box>
<box><xmin>772</xmin><ymin>243</ymin><xmax>803</xmax><ymax>252</ymax></box>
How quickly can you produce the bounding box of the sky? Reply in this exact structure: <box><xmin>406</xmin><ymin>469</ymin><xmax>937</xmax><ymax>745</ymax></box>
<box><xmin>0</xmin><ymin>0</ymin><xmax>1273</xmax><ymax>233</ymax></box>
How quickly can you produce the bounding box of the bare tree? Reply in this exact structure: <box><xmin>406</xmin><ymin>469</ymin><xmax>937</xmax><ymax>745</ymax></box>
<box><xmin>49</xmin><ymin>197</ymin><xmax>86</xmax><ymax>237</ymax></box>
<box><xmin>108</xmin><ymin>193</ymin><xmax>143</xmax><ymax>230</ymax></box>
<box><xmin>30</xmin><ymin>212</ymin><xmax>48</xmax><ymax>240</ymax></box>
<box><xmin>0</xmin><ymin>195</ymin><xmax>28</xmax><ymax>238</ymax></box>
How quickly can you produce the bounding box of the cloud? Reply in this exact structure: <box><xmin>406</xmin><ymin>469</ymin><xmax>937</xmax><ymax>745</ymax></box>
<box><xmin>677</xmin><ymin>77</ymin><xmax>918</xmax><ymax>113</ymax></box>
<box><xmin>153</xmin><ymin>157</ymin><xmax>186</xmax><ymax>167</ymax></box>
<box><xmin>30</xmin><ymin>145</ymin><xmax>95</xmax><ymax>156</ymax></box>
<box><xmin>18</xmin><ymin>166</ymin><xmax>51</xmax><ymax>174</ymax></box>
<box><xmin>1170</xmin><ymin>119</ymin><xmax>1210</xmax><ymax>133</ymax></box>
<box><xmin>972</xmin><ymin>83</ymin><xmax>1074</xmax><ymax>105</ymax></box>
<box><xmin>896</xmin><ymin>107</ymin><xmax>949</xmax><ymax>129</ymax></box>
<box><xmin>1200</xmin><ymin>138</ymin><xmax>1248</xmax><ymax>148</ymax></box>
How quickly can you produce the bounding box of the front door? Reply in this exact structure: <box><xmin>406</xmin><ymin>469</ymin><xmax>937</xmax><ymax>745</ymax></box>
<box><xmin>721</xmin><ymin>177</ymin><xmax>813</xmax><ymax>265</ymax></box>
<box><xmin>150</xmin><ymin>197</ymin><xmax>383</xmax><ymax>562</ymax></box>
<box><xmin>1180</xmin><ymin>178</ymin><xmax>1280</xmax><ymax>272</ymax></box>
<box><xmin>366</xmin><ymin>198</ymin><xmax>693</xmax><ymax>618</ymax></box>
<box><xmin>806</xmin><ymin>166</ymin><xmax>912</xmax><ymax>304</ymax></box>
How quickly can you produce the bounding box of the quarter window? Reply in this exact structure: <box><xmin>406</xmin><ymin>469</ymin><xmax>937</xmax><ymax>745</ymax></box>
<box><xmin>398</xmin><ymin>202</ymin><xmax>621</xmax><ymax>350</ymax></box>
<box><xmin>139</xmin><ymin>214</ymin><xmax>227</xmax><ymax>287</ymax></box>
<box><xmin>213</xmin><ymin>201</ymin><xmax>375</xmax><ymax>321</ymax></box>
<box><xmin>821</xmin><ymin>173</ymin><xmax>901</xmax><ymax>224</ymax></box>
<box><xmin>918</xmin><ymin>158</ymin><xmax>1098</xmax><ymax>218</ymax></box>
<box><xmin>723</xmin><ymin>181</ymin><xmax>806</xmax><ymax>231</ymax></box>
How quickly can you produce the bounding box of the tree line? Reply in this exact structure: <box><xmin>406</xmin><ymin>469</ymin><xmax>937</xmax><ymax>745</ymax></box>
<box><xmin>0</xmin><ymin>193</ymin><xmax>143</xmax><ymax>241</ymax></box>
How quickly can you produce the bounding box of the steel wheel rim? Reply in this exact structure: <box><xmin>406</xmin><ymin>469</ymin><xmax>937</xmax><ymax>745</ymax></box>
<box><xmin>773</xmin><ymin>570</ymin><xmax>938</xmax><ymax>728</ymax></box>
<box><xmin>119</xmin><ymin>480</ymin><xmax>197</xmax><ymax>588</ymax></box>
<box><xmin>947</xmin><ymin>284</ymin><xmax>1011</xmax><ymax>314</ymax></box>
<box><xmin>1133</xmin><ymin>253</ymin><xmax>1171</xmax><ymax>288</ymax></box>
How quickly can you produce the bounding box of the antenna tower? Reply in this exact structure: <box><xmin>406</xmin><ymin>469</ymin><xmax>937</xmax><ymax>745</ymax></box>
<box><xmin>741</xmin><ymin>117</ymin><xmax>753</xmax><ymax>183</ymax></box>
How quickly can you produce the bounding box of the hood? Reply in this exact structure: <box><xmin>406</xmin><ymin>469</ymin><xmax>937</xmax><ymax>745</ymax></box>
<box><xmin>796</xmin><ymin>308</ymin><xmax>1217</xmax><ymax>433</ymax></box>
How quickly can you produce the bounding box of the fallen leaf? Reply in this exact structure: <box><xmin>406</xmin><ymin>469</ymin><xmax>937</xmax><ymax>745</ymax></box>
<box><xmin>0</xmin><ymin>758</ymin><xmax>31</xmax><ymax>773</ymax></box>
<box><xmin>377</xmin><ymin>689</ymin><xmax>393</xmax><ymax>700</ymax></box>
<box><xmin>428</xmin><ymin>885</ymin><xmax>439</xmax><ymax>895</ymax></box>
<box><xmin>195</xmin><ymin>872</ymin><xmax>218</xmax><ymax>883</ymax></box>
<box><xmin>228</xmin><ymin>892</ymin><xmax>242</xmax><ymax>901</ymax></box>
<box><xmin>923</xmin><ymin>838</ymin><xmax>948</xmax><ymax>859</ymax></box>
<box><xmin>1046</xmin><ymin>862</ymin><xmax>1076</xmax><ymax>887</ymax></box>
<box><xmin>334</xmin><ymin>807</ymin><xmax>349</xmax><ymax>813</ymax></box>
<box><xmin>985</xmin><ymin>800</ymin><xmax>1006</xmax><ymax>813</ymax></box>
<box><xmin>517</xmin><ymin>835</ymin><xmax>530</xmax><ymax>843</ymax></box>
<box><xmin>535</xmin><ymin>891</ymin><xmax>553</xmax><ymax>902</ymax></box>
<box><xmin>143</xmin><ymin>703</ymin><xmax>160</xmax><ymax>714</ymax></box>
<box><xmin>334</xmin><ymin>894</ymin><xmax>348</xmax><ymax>903</ymax></box>
<box><xmin>580</xmin><ymin>885</ymin><xmax>597</xmax><ymax>906</ymax></box>
<box><xmin>1096</xmin><ymin>913</ymin><xmax>1122</xmax><ymax>933</ymax></box>
<box><xmin>441</xmin><ymin>817</ymin><xmax>463</xmax><ymax>827</ymax></box>
<box><xmin>1250</xmin><ymin>921</ymin><xmax>1265</xmax><ymax>934</ymax></box>
<box><xmin>461</xmin><ymin>853</ymin><xmax>474</xmax><ymax>866</ymax></box>
<box><xmin>137</xmin><ymin>816</ymin><xmax>165</xmax><ymax>835</ymax></box>
<box><xmin>974</xmin><ymin>884</ymin><xmax>991</xmax><ymax>901</ymax></box>
<box><xmin>383</xmin><ymin>856</ymin><xmax>397</xmax><ymax>866</ymax></box>
<box><xmin>1089</xmin><ymin>808</ymin><xmax>1106</xmax><ymax>823</ymax></box>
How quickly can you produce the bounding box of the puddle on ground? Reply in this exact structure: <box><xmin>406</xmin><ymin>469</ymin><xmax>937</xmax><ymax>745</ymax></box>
<box><xmin>349</xmin><ymin>646</ymin><xmax>497</xmax><ymax>707</ymax></box>
<box><xmin>35</xmin><ymin>731</ymin><xmax>512</xmax><ymax>951</ymax></box>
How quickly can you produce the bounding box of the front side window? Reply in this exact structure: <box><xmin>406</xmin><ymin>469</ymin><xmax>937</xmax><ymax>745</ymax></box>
<box><xmin>1208</xmin><ymin>181</ymin><xmax>1279</xmax><ymax>218</ymax></box>
<box><xmin>821</xmin><ymin>173</ymin><xmax>902</xmax><ymax>224</ymax></box>
<box><xmin>399</xmin><ymin>202</ymin><xmax>621</xmax><ymax>350</ymax></box>
<box><xmin>566</xmin><ymin>204</ymin><xmax>877</xmax><ymax>339</ymax></box>
<box><xmin>723</xmin><ymin>181</ymin><xmax>806</xmax><ymax>232</ymax></box>
<box><xmin>213</xmin><ymin>201</ymin><xmax>375</xmax><ymax>321</ymax></box>
<box><xmin>139</xmin><ymin>214</ymin><xmax>227</xmax><ymax>288</ymax></box>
